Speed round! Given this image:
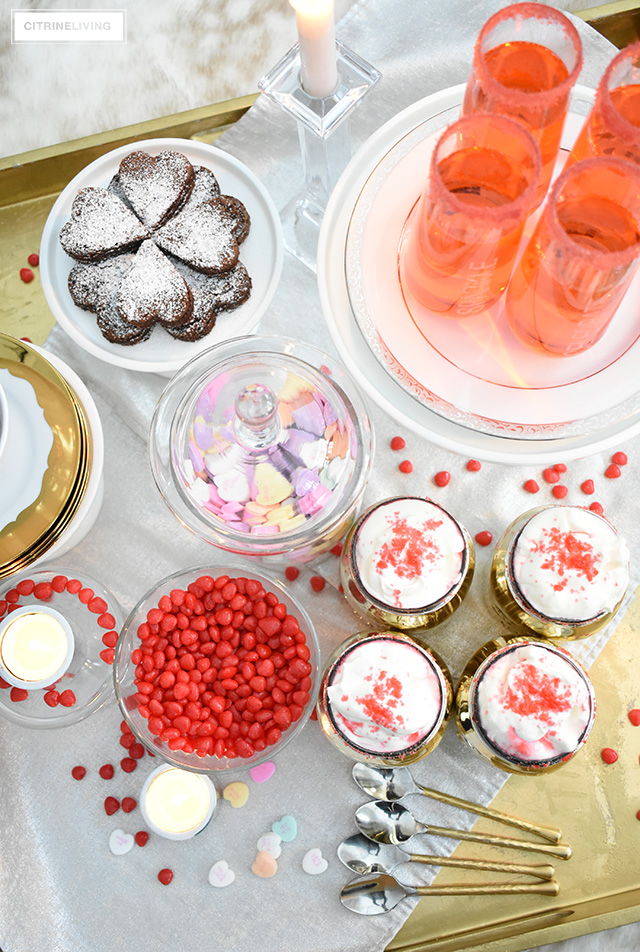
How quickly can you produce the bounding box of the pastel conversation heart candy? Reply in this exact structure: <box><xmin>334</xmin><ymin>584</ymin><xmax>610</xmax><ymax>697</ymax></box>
<box><xmin>251</xmin><ymin>851</ymin><xmax>278</xmax><ymax>878</ymax></box>
<box><xmin>109</xmin><ymin>829</ymin><xmax>134</xmax><ymax>856</ymax></box>
<box><xmin>250</xmin><ymin>761</ymin><xmax>275</xmax><ymax>784</ymax></box>
<box><xmin>271</xmin><ymin>815</ymin><xmax>297</xmax><ymax>842</ymax></box>
<box><xmin>223</xmin><ymin>781</ymin><xmax>249</xmax><ymax>809</ymax></box>
<box><xmin>208</xmin><ymin>860</ymin><xmax>235</xmax><ymax>888</ymax></box>
<box><xmin>302</xmin><ymin>848</ymin><xmax>328</xmax><ymax>875</ymax></box>
<box><xmin>257</xmin><ymin>832</ymin><xmax>282</xmax><ymax>858</ymax></box>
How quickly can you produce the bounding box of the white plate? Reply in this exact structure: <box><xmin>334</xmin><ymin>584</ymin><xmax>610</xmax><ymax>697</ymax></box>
<box><xmin>318</xmin><ymin>84</ymin><xmax>640</xmax><ymax>464</ymax></box>
<box><xmin>40</xmin><ymin>138</ymin><xmax>284</xmax><ymax>375</ymax></box>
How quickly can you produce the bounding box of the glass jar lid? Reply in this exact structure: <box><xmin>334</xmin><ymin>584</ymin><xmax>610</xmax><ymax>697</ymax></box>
<box><xmin>150</xmin><ymin>336</ymin><xmax>373</xmax><ymax>558</ymax></box>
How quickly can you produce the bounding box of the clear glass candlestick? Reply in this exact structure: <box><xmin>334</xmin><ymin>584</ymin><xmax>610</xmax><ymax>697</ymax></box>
<box><xmin>259</xmin><ymin>41</ymin><xmax>381</xmax><ymax>271</ymax></box>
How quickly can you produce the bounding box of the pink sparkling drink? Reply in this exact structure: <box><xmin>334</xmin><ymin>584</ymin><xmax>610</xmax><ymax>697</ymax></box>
<box><xmin>399</xmin><ymin>114</ymin><xmax>540</xmax><ymax>318</ymax></box>
<box><xmin>461</xmin><ymin>2</ymin><xmax>583</xmax><ymax>203</ymax></box>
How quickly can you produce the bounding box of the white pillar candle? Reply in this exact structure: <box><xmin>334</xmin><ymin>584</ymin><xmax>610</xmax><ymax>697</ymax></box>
<box><xmin>0</xmin><ymin>606</ymin><xmax>74</xmax><ymax>690</ymax></box>
<box><xmin>140</xmin><ymin>765</ymin><xmax>216</xmax><ymax>840</ymax></box>
<box><xmin>289</xmin><ymin>0</ymin><xmax>338</xmax><ymax>98</ymax></box>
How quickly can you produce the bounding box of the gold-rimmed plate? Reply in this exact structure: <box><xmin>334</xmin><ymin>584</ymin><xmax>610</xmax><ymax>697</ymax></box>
<box><xmin>0</xmin><ymin>334</ymin><xmax>90</xmax><ymax>575</ymax></box>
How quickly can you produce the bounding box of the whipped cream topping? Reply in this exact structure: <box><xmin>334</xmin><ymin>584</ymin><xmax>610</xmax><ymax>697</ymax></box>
<box><xmin>512</xmin><ymin>507</ymin><xmax>629</xmax><ymax>622</ymax></box>
<box><xmin>326</xmin><ymin>637</ymin><xmax>444</xmax><ymax>754</ymax></box>
<box><xmin>354</xmin><ymin>498</ymin><xmax>465</xmax><ymax>610</ymax></box>
<box><xmin>474</xmin><ymin>643</ymin><xmax>593</xmax><ymax>764</ymax></box>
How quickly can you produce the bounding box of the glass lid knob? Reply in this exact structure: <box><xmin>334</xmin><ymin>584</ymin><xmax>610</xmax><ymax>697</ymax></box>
<box><xmin>233</xmin><ymin>384</ymin><xmax>281</xmax><ymax>449</ymax></box>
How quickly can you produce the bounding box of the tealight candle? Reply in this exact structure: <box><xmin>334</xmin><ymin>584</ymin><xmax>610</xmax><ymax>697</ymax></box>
<box><xmin>0</xmin><ymin>606</ymin><xmax>74</xmax><ymax>690</ymax></box>
<box><xmin>289</xmin><ymin>0</ymin><xmax>338</xmax><ymax>98</ymax></box>
<box><xmin>140</xmin><ymin>765</ymin><xmax>216</xmax><ymax>840</ymax></box>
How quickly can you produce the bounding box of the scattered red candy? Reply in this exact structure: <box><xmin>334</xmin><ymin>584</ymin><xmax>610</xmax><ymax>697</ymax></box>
<box><xmin>135</xmin><ymin>831</ymin><xmax>149</xmax><ymax>847</ymax></box>
<box><xmin>71</xmin><ymin>766</ymin><xmax>86</xmax><ymax>781</ymax></box>
<box><xmin>158</xmin><ymin>868</ymin><xmax>173</xmax><ymax>885</ymax></box>
<box><xmin>552</xmin><ymin>485</ymin><xmax>568</xmax><ymax>499</ymax></box>
<box><xmin>130</xmin><ymin>743</ymin><xmax>145</xmax><ymax>759</ymax></box>
<box><xmin>612</xmin><ymin>451</ymin><xmax>628</xmax><ymax>466</ymax></box>
<box><xmin>104</xmin><ymin>796</ymin><xmax>120</xmax><ymax>816</ymax></box>
<box><xmin>34</xmin><ymin>581</ymin><xmax>53</xmax><ymax>600</ymax></box>
<box><xmin>542</xmin><ymin>467</ymin><xmax>560</xmax><ymax>484</ymax></box>
<box><xmin>434</xmin><ymin>470</ymin><xmax>450</xmax><ymax>487</ymax></box>
<box><xmin>27</xmin><ymin>253</ymin><xmax>39</xmax><ymax>267</ymax></box>
<box><xmin>553</xmin><ymin>463</ymin><xmax>567</xmax><ymax>473</ymax></box>
<box><xmin>59</xmin><ymin>689</ymin><xmax>76</xmax><ymax>707</ymax></box>
<box><xmin>605</xmin><ymin>463</ymin><xmax>621</xmax><ymax>479</ymax></box>
<box><xmin>121</xmin><ymin>757</ymin><xmax>137</xmax><ymax>773</ymax></box>
<box><xmin>99</xmin><ymin>764</ymin><xmax>115</xmax><ymax>780</ymax></box>
<box><xmin>310</xmin><ymin>576</ymin><xmax>325</xmax><ymax>592</ymax></box>
<box><xmin>19</xmin><ymin>268</ymin><xmax>34</xmax><ymax>283</ymax></box>
<box><xmin>581</xmin><ymin>479</ymin><xmax>595</xmax><ymax>495</ymax></box>
<box><xmin>399</xmin><ymin>460</ymin><xmax>413</xmax><ymax>474</ymax></box>
<box><xmin>102</xmin><ymin>631</ymin><xmax>118</xmax><ymax>648</ymax></box>
<box><xmin>475</xmin><ymin>530</ymin><xmax>493</xmax><ymax>547</ymax></box>
<box><xmin>122</xmin><ymin>797</ymin><xmax>137</xmax><ymax>813</ymax></box>
<box><xmin>628</xmin><ymin>709</ymin><xmax>640</xmax><ymax>727</ymax></box>
<box><xmin>390</xmin><ymin>436</ymin><xmax>406</xmax><ymax>451</ymax></box>
<box><xmin>10</xmin><ymin>687</ymin><xmax>28</xmax><ymax>702</ymax></box>
<box><xmin>99</xmin><ymin>648</ymin><xmax>115</xmax><ymax>664</ymax></box>
<box><xmin>523</xmin><ymin>479</ymin><xmax>539</xmax><ymax>494</ymax></box>
<box><xmin>589</xmin><ymin>501</ymin><xmax>604</xmax><ymax>515</ymax></box>
<box><xmin>43</xmin><ymin>690</ymin><xmax>60</xmax><ymax>707</ymax></box>
<box><xmin>330</xmin><ymin>544</ymin><xmax>343</xmax><ymax>557</ymax></box>
<box><xmin>466</xmin><ymin>459</ymin><xmax>481</xmax><ymax>472</ymax></box>
<box><xmin>284</xmin><ymin>566</ymin><xmax>300</xmax><ymax>581</ymax></box>
<box><xmin>601</xmin><ymin>747</ymin><xmax>618</xmax><ymax>764</ymax></box>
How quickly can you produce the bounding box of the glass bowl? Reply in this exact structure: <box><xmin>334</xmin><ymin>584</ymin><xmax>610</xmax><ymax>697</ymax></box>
<box><xmin>0</xmin><ymin>566</ymin><xmax>123</xmax><ymax>728</ymax></box>
<box><xmin>149</xmin><ymin>335</ymin><xmax>373</xmax><ymax>564</ymax></box>
<box><xmin>114</xmin><ymin>562</ymin><xmax>320</xmax><ymax>773</ymax></box>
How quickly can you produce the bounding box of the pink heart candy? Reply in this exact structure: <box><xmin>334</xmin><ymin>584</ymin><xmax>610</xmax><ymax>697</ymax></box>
<box><xmin>250</xmin><ymin>761</ymin><xmax>275</xmax><ymax>784</ymax></box>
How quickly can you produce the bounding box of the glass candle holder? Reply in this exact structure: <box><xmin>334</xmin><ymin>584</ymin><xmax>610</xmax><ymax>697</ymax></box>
<box><xmin>490</xmin><ymin>504</ymin><xmax>630</xmax><ymax>640</ymax></box>
<box><xmin>140</xmin><ymin>764</ymin><xmax>217</xmax><ymax>840</ymax></box>
<box><xmin>340</xmin><ymin>496</ymin><xmax>474</xmax><ymax>633</ymax></box>
<box><xmin>317</xmin><ymin>630</ymin><xmax>453</xmax><ymax>766</ymax></box>
<box><xmin>399</xmin><ymin>114</ymin><xmax>540</xmax><ymax>318</ymax></box>
<box><xmin>506</xmin><ymin>157</ymin><xmax>640</xmax><ymax>357</ymax></box>
<box><xmin>461</xmin><ymin>2</ymin><xmax>583</xmax><ymax>203</ymax></box>
<box><xmin>455</xmin><ymin>636</ymin><xmax>596</xmax><ymax>774</ymax></box>
<box><xmin>568</xmin><ymin>41</ymin><xmax>640</xmax><ymax>168</ymax></box>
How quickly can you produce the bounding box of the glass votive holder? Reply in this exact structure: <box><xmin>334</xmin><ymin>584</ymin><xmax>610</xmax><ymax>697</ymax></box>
<box><xmin>317</xmin><ymin>630</ymin><xmax>453</xmax><ymax>766</ymax></box>
<box><xmin>140</xmin><ymin>764</ymin><xmax>217</xmax><ymax>840</ymax></box>
<box><xmin>505</xmin><ymin>157</ymin><xmax>640</xmax><ymax>357</ymax></box>
<box><xmin>568</xmin><ymin>41</ymin><xmax>640</xmax><ymax>168</ymax></box>
<box><xmin>461</xmin><ymin>1</ymin><xmax>583</xmax><ymax>202</ymax></box>
<box><xmin>455</xmin><ymin>636</ymin><xmax>596</xmax><ymax>774</ymax></box>
<box><xmin>399</xmin><ymin>114</ymin><xmax>540</xmax><ymax>318</ymax></box>
<box><xmin>489</xmin><ymin>504</ymin><xmax>630</xmax><ymax>640</ymax></box>
<box><xmin>340</xmin><ymin>496</ymin><xmax>474</xmax><ymax>633</ymax></box>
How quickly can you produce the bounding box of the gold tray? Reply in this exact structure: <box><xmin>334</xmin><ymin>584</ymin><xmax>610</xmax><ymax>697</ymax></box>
<box><xmin>1</xmin><ymin>7</ymin><xmax>638</xmax><ymax>946</ymax></box>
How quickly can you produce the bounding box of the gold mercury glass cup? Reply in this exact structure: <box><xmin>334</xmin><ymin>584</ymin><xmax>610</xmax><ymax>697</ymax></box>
<box><xmin>455</xmin><ymin>636</ymin><xmax>596</xmax><ymax>775</ymax></box>
<box><xmin>340</xmin><ymin>496</ymin><xmax>474</xmax><ymax>633</ymax></box>
<box><xmin>490</xmin><ymin>504</ymin><xmax>629</xmax><ymax>640</ymax></box>
<box><xmin>317</xmin><ymin>630</ymin><xmax>453</xmax><ymax>767</ymax></box>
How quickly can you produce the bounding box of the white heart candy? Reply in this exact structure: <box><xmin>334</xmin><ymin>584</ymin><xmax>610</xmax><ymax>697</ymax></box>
<box><xmin>208</xmin><ymin>860</ymin><xmax>235</xmax><ymax>888</ymax></box>
<box><xmin>257</xmin><ymin>831</ymin><xmax>282</xmax><ymax>858</ymax></box>
<box><xmin>109</xmin><ymin>829</ymin><xmax>134</xmax><ymax>856</ymax></box>
<box><xmin>302</xmin><ymin>848</ymin><xmax>328</xmax><ymax>875</ymax></box>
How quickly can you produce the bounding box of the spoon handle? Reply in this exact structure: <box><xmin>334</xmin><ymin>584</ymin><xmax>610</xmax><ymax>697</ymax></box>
<box><xmin>410</xmin><ymin>853</ymin><xmax>555</xmax><ymax>881</ymax></box>
<box><xmin>426</xmin><ymin>824</ymin><xmax>572</xmax><ymax>860</ymax></box>
<box><xmin>414</xmin><ymin>880</ymin><xmax>560</xmax><ymax>897</ymax></box>
<box><xmin>417</xmin><ymin>785</ymin><xmax>562</xmax><ymax>843</ymax></box>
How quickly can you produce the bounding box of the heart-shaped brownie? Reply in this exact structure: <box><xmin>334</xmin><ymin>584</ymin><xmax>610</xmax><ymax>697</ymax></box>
<box><xmin>118</xmin><ymin>150</ymin><xmax>195</xmax><ymax>229</ymax></box>
<box><xmin>60</xmin><ymin>188</ymin><xmax>150</xmax><ymax>262</ymax></box>
<box><xmin>115</xmin><ymin>240</ymin><xmax>192</xmax><ymax>327</ymax></box>
<box><xmin>154</xmin><ymin>196</ymin><xmax>240</xmax><ymax>274</ymax></box>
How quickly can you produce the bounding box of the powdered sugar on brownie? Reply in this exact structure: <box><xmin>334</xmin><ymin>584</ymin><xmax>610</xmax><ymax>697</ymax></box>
<box><xmin>115</xmin><ymin>240</ymin><xmax>192</xmax><ymax>327</ymax></box>
<box><xmin>60</xmin><ymin>188</ymin><xmax>150</xmax><ymax>262</ymax></box>
<box><xmin>154</xmin><ymin>197</ymin><xmax>239</xmax><ymax>274</ymax></box>
<box><xmin>118</xmin><ymin>150</ymin><xmax>195</xmax><ymax>228</ymax></box>
<box><xmin>512</xmin><ymin>506</ymin><xmax>629</xmax><ymax>621</ymax></box>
